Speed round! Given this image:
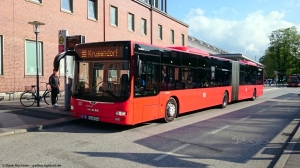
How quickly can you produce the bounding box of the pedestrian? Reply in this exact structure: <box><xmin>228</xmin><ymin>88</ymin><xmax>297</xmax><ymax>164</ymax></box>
<box><xmin>49</xmin><ymin>69</ymin><xmax>60</xmax><ymax>107</ymax></box>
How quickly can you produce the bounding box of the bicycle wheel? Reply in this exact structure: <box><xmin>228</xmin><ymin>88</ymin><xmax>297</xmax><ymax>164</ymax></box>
<box><xmin>44</xmin><ymin>91</ymin><xmax>58</xmax><ymax>105</ymax></box>
<box><xmin>20</xmin><ymin>92</ymin><xmax>36</xmax><ymax>107</ymax></box>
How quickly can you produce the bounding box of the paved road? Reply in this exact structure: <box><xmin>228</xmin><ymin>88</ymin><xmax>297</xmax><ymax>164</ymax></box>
<box><xmin>0</xmin><ymin>87</ymin><xmax>299</xmax><ymax>168</ymax></box>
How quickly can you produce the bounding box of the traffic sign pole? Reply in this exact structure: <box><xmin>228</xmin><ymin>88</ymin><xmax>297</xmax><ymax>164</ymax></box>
<box><xmin>58</xmin><ymin>30</ymin><xmax>69</xmax><ymax>110</ymax></box>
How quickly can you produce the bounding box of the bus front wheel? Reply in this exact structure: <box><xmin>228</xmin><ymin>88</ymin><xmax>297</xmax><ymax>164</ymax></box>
<box><xmin>164</xmin><ymin>97</ymin><xmax>177</xmax><ymax>123</ymax></box>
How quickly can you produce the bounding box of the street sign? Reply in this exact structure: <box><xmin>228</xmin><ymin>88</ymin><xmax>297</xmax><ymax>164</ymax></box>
<box><xmin>58</xmin><ymin>30</ymin><xmax>68</xmax><ymax>53</ymax></box>
<box><xmin>58</xmin><ymin>45</ymin><xmax>65</xmax><ymax>53</ymax></box>
<box><xmin>59</xmin><ymin>36</ymin><xmax>64</xmax><ymax>45</ymax></box>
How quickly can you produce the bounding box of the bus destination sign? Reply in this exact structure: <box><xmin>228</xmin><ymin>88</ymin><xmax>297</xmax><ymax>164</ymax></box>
<box><xmin>81</xmin><ymin>48</ymin><xmax>119</xmax><ymax>58</ymax></box>
<box><xmin>76</xmin><ymin>44</ymin><xmax>124</xmax><ymax>59</ymax></box>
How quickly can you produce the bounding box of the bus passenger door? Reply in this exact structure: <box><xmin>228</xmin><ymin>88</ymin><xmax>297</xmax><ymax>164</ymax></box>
<box><xmin>133</xmin><ymin>56</ymin><xmax>160</xmax><ymax>123</ymax></box>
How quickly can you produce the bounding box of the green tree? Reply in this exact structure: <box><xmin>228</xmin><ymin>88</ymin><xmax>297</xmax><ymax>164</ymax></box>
<box><xmin>260</xmin><ymin>26</ymin><xmax>300</xmax><ymax>79</ymax></box>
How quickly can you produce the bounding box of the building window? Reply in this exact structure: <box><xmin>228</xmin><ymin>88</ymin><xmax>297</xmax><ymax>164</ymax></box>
<box><xmin>170</xmin><ymin>29</ymin><xmax>174</xmax><ymax>44</ymax></box>
<box><xmin>153</xmin><ymin>0</ymin><xmax>159</xmax><ymax>8</ymax></box>
<box><xmin>181</xmin><ymin>34</ymin><xmax>185</xmax><ymax>46</ymax></box>
<box><xmin>158</xmin><ymin>24</ymin><xmax>162</xmax><ymax>40</ymax></box>
<box><xmin>0</xmin><ymin>35</ymin><xmax>3</xmax><ymax>75</ymax></box>
<box><xmin>88</xmin><ymin>0</ymin><xmax>97</xmax><ymax>20</ymax></box>
<box><xmin>141</xmin><ymin>18</ymin><xmax>147</xmax><ymax>35</ymax></box>
<box><xmin>61</xmin><ymin>0</ymin><xmax>73</xmax><ymax>13</ymax></box>
<box><xmin>128</xmin><ymin>13</ymin><xmax>135</xmax><ymax>31</ymax></box>
<box><xmin>140</xmin><ymin>0</ymin><xmax>150</xmax><ymax>4</ymax></box>
<box><xmin>27</xmin><ymin>0</ymin><xmax>42</xmax><ymax>3</ymax></box>
<box><xmin>110</xmin><ymin>6</ymin><xmax>118</xmax><ymax>26</ymax></box>
<box><xmin>25</xmin><ymin>40</ymin><xmax>43</xmax><ymax>76</ymax></box>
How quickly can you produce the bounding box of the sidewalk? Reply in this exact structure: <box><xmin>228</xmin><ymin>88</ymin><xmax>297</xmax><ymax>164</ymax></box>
<box><xmin>0</xmin><ymin>96</ymin><xmax>80</xmax><ymax>137</ymax></box>
<box><xmin>275</xmin><ymin>124</ymin><xmax>300</xmax><ymax>168</ymax></box>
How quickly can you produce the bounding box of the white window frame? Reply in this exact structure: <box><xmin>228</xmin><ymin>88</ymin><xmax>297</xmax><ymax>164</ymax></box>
<box><xmin>26</xmin><ymin>0</ymin><xmax>42</xmax><ymax>4</ymax></box>
<box><xmin>170</xmin><ymin>29</ymin><xmax>174</xmax><ymax>44</ymax></box>
<box><xmin>25</xmin><ymin>40</ymin><xmax>43</xmax><ymax>76</ymax></box>
<box><xmin>0</xmin><ymin>35</ymin><xmax>3</xmax><ymax>75</ymax></box>
<box><xmin>128</xmin><ymin>13</ymin><xmax>135</xmax><ymax>31</ymax></box>
<box><xmin>110</xmin><ymin>6</ymin><xmax>118</xmax><ymax>26</ymax></box>
<box><xmin>141</xmin><ymin>18</ymin><xmax>147</xmax><ymax>35</ymax></box>
<box><xmin>61</xmin><ymin>0</ymin><xmax>73</xmax><ymax>13</ymax></box>
<box><xmin>88</xmin><ymin>0</ymin><xmax>97</xmax><ymax>20</ymax></box>
<box><xmin>158</xmin><ymin>24</ymin><xmax>162</xmax><ymax>40</ymax></box>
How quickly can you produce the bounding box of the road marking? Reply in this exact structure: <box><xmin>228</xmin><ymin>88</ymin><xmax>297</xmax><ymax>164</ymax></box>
<box><xmin>241</xmin><ymin>116</ymin><xmax>251</xmax><ymax>121</ymax></box>
<box><xmin>210</xmin><ymin>125</ymin><xmax>230</xmax><ymax>134</ymax></box>
<box><xmin>264</xmin><ymin>88</ymin><xmax>279</xmax><ymax>91</ymax></box>
<box><xmin>153</xmin><ymin>144</ymin><xmax>190</xmax><ymax>161</ymax></box>
<box><xmin>258</xmin><ymin>109</ymin><xmax>266</xmax><ymax>113</ymax></box>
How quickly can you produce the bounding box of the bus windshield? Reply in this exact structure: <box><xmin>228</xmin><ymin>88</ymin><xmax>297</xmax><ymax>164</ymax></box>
<box><xmin>72</xmin><ymin>60</ymin><xmax>130</xmax><ymax>102</ymax></box>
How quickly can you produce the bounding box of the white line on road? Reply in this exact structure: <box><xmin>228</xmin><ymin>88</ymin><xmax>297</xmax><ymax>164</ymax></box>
<box><xmin>210</xmin><ymin>125</ymin><xmax>230</xmax><ymax>134</ymax></box>
<box><xmin>241</xmin><ymin>116</ymin><xmax>251</xmax><ymax>121</ymax></box>
<box><xmin>264</xmin><ymin>88</ymin><xmax>279</xmax><ymax>91</ymax></box>
<box><xmin>153</xmin><ymin>144</ymin><xmax>190</xmax><ymax>161</ymax></box>
<box><xmin>258</xmin><ymin>109</ymin><xmax>266</xmax><ymax>113</ymax></box>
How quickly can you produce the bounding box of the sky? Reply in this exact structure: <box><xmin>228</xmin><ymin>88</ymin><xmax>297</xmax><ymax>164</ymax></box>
<box><xmin>167</xmin><ymin>0</ymin><xmax>300</xmax><ymax>61</ymax></box>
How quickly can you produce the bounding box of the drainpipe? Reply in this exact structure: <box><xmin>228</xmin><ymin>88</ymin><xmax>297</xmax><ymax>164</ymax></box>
<box><xmin>150</xmin><ymin>1</ymin><xmax>153</xmax><ymax>44</ymax></box>
<box><xmin>103</xmin><ymin>0</ymin><xmax>106</xmax><ymax>41</ymax></box>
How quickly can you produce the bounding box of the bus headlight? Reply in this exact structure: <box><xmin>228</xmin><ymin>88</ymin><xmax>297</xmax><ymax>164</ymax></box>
<box><xmin>115</xmin><ymin>111</ymin><xmax>127</xmax><ymax>116</ymax></box>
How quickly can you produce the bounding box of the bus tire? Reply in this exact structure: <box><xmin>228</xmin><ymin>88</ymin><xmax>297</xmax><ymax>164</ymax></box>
<box><xmin>221</xmin><ymin>92</ymin><xmax>228</xmax><ymax>108</ymax></box>
<box><xmin>252</xmin><ymin>89</ymin><xmax>256</xmax><ymax>101</ymax></box>
<box><xmin>164</xmin><ymin>97</ymin><xmax>177</xmax><ymax>123</ymax></box>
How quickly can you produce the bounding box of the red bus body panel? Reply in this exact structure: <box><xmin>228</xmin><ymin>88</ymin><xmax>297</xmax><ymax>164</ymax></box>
<box><xmin>70</xmin><ymin>98</ymin><xmax>134</xmax><ymax>125</ymax></box>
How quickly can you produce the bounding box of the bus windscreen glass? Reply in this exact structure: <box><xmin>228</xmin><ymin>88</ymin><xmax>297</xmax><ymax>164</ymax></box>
<box><xmin>72</xmin><ymin>61</ymin><xmax>130</xmax><ymax>102</ymax></box>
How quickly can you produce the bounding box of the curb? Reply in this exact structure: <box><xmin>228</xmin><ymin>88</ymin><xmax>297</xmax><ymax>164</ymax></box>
<box><xmin>0</xmin><ymin>117</ymin><xmax>82</xmax><ymax>137</ymax></box>
<box><xmin>274</xmin><ymin>122</ymin><xmax>300</xmax><ymax>168</ymax></box>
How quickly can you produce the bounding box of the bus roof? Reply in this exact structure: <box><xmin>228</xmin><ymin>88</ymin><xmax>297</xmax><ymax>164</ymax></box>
<box><xmin>167</xmin><ymin>46</ymin><xmax>210</xmax><ymax>56</ymax></box>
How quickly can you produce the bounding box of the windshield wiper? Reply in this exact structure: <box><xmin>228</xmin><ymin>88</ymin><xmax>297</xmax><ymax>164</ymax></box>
<box><xmin>99</xmin><ymin>89</ymin><xmax>119</xmax><ymax>100</ymax></box>
<box><xmin>92</xmin><ymin>81</ymin><xmax>103</xmax><ymax>91</ymax></box>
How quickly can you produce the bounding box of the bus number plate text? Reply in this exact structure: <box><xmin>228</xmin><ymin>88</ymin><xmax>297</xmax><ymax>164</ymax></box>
<box><xmin>81</xmin><ymin>114</ymin><xmax>99</xmax><ymax>121</ymax></box>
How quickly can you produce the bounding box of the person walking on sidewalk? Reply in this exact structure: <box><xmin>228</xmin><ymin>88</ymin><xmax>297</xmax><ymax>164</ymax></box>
<box><xmin>49</xmin><ymin>69</ymin><xmax>60</xmax><ymax>108</ymax></box>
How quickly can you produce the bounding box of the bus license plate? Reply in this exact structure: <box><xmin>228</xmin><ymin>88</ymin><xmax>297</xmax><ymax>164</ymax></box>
<box><xmin>81</xmin><ymin>115</ymin><xmax>99</xmax><ymax>121</ymax></box>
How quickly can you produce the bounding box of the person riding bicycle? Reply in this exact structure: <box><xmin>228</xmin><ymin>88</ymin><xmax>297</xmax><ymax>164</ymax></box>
<box><xmin>49</xmin><ymin>69</ymin><xmax>60</xmax><ymax>107</ymax></box>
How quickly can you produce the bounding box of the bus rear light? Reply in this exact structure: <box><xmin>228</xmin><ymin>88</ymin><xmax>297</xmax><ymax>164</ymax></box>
<box><xmin>115</xmin><ymin>111</ymin><xmax>127</xmax><ymax>116</ymax></box>
<box><xmin>70</xmin><ymin>105</ymin><xmax>74</xmax><ymax>110</ymax></box>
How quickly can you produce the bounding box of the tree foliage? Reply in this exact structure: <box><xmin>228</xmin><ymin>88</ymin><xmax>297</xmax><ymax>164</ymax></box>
<box><xmin>259</xmin><ymin>26</ymin><xmax>300</xmax><ymax>79</ymax></box>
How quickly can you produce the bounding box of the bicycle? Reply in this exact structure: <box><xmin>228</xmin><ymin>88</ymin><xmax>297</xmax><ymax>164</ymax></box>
<box><xmin>20</xmin><ymin>82</ymin><xmax>58</xmax><ymax>107</ymax></box>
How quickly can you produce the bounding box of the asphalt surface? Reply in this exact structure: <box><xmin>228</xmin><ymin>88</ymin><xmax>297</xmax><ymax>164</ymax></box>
<box><xmin>0</xmin><ymin>87</ymin><xmax>299</xmax><ymax>167</ymax></box>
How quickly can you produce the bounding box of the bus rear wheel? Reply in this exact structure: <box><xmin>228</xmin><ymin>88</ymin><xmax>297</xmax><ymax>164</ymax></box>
<box><xmin>164</xmin><ymin>97</ymin><xmax>177</xmax><ymax>123</ymax></box>
<box><xmin>221</xmin><ymin>92</ymin><xmax>228</xmax><ymax>108</ymax></box>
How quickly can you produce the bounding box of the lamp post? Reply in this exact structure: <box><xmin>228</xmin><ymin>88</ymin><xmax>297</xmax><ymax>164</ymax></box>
<box><xmin>28</xmin><ymin>21</ymin><xmax>45</xmax><ymax>107</ymax></box>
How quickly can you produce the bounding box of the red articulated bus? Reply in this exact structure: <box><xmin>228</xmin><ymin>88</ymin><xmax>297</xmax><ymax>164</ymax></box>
<box><xmin>287</xmin><ymin>74</ymin><xmax>300</xmax><ymax>87</ymax></box>
<box><xmin>54</xmin><ymin>41</ymin><xmax>264</xmax><ymax>125</ymax></box>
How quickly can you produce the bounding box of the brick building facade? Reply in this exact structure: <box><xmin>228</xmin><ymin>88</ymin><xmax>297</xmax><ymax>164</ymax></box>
<box><xmin>0</xmin><ymin>0</ymin><xmax>188</xmax><ymax>100</ymax></box>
